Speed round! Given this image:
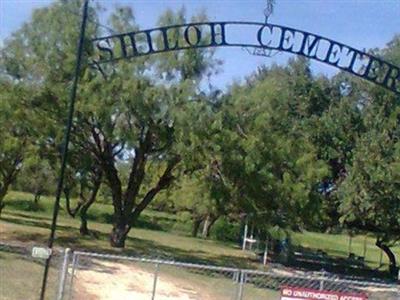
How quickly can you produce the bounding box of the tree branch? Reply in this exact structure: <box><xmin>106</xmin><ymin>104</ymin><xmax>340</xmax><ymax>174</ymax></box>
<box><xmin>64</xmin><ymin>186</ymin><xmax>82</xmax><ymax>218</ymax></box>
<box><xmin>123</xmin><ymin>127</ymin><xmax>153</xmax><ymax>213</ymax></box>
<box><xmin>129</xmin><ymin>155</ymin><xmax>181</xmax><ymax>225</ymax></box>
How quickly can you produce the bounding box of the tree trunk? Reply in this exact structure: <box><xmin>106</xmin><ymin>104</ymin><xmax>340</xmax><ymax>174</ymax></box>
<box><xmin>79</xmin><ymin>202</ymin><xmax>93</xmax><ymax>236</ymax></box>
<box><xmin>96</xmin><ymin>125</ymin><xmax>179</xmax><ymax>248</ymax></box>
<box><xmin>201</xmin><ymin>215</ymin><xmax>210</xmax><ymax>238</ymax></box>
<box><xmin>80</xmin><ymin>215</ymin><xmax>89</xmax><ymax>236</ymax></box>
<box><xmin>0</xmin><ymin>157</ymin><xmax>22</xmax><ymax>217</ymax></box>
<box><xmin>79</xmin><ymin>177</ymin><xmax>101</xmax><ymax>236</ymax></box>
<box><xmin>128</xmin><ymin>156</ymin><xmax>180</xmax><ymax>224</ymax></box>
<box><xmin>201</xmin><ymin>215</ymin><xmax>219</xmax><ymax>238</ymax></box>
<box><xmin>34</xmin><ymin>191</ymin><xmax>42</xmax><ymax>205</ymax></box>
<box><xmin>0</xmin><ymin>184</ymin><xmax>10</xmax><ymax>216</ymax></box>
<box><xmin>376</xmin><ymin>239</ymin><xmax>398</xmax><ymax>278</ymax></box>
<box><xmin>110</xmin><ymin>220</ymin><xmax>129</xmax><ymax>248</ymax></box>
<box><xmin>0</xmin><ymin>201</ymin><xmax>4</xmax><ymax>216</ymax></box>
<box><xmin>192</xmin><ymin>217</ymin><xmax>202</xmax><ymax>237</ymax></box>
<box><xmin>0</xmin><ymin>180</ymin><xmax>11</xmax><ymax>216</ymax></box>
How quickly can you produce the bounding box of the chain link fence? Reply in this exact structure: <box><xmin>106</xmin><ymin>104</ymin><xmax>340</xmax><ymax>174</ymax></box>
<box><xmin>0</xmin><ymin>243</ymin><xmax>398</xmax><ymax>299</ymax></box>
<box><xmin>60</xmin><ymin>250</ymin><xmax>399</xmax><ymax>300</ymax></box>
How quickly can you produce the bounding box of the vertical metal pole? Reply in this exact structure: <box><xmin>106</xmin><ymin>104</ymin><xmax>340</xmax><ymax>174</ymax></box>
<box><xmin>230</xmin><ymin>271</ymin><xmax>239</xmax><ymax>300</ymax></box>
<box><xmin>39</xmin><ymin>1</ymin><xmax>89</xmax><ymax>299</ymax></box>
<box><xmin>263</xmin><ymin>240</ymin><xmax>268</xmax><ymax>265</ymax></box>
<box><xmin>242</xmin><ymin>220</ymin><xmax>248</xmax><ymax>251</ymax></box>
<box><xmin>57</xmin><ymin>248</ymin><xmax>71</xmax><ymax>300</ymax></box>
<box><xmin>249</xmin><ymin>223</ymin><xmax>254</xmax><ymax>251</ymax></box>
<box><xmin>151</xmin><ymin>263</ymin><xmax>160</xmax><ymax>300</ymax></box>
<box><xmin>233</xmin><ymin>271</ymin><xmax>239</xmax><ymax>300</ymax></box>
<box><xmin>237</xmin><ymin>271</ymin><xmax>245</xmax><ymax>300</ymax></box>
<box><xmin>68</xmin><ymin>254</ymin><xmax>79</xmax><ymax>300</ymax></box>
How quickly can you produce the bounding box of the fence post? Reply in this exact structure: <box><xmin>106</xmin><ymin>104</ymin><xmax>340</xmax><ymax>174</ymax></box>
<box><xmin>68</xmin><ymin>253</ymin><xmax>79</xmax><ymax>300</ymax></box>
<box><xmin>319</xmin><ymin>271</ymin><xmax>325</xmax><ymax>291</ymax></box>
<box><xmin>56</xmin><ymin>248</ymin><xmax>71</xmax><ymax>300</ymax></box>
<box><xmin>237</xmin><ymin>270</ymin><xmax>245</xmax><ymax>300</ymax></box>
<box><xmin>151</xmin><ymin>263</ymin><xmax>160</xmax><ymax>300</ymax></box>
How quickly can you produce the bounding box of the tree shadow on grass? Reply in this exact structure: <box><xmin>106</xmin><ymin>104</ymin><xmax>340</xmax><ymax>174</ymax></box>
<box><xmin>85</xmin><ymin>211</ymin><xmax>172</xmax><ymax>232</ymax></box>
<box><xmin>6</xmin><ymin>211</ymin><xmax>53</xmax><ymax>221</ymax></box>
<box><xmin>1</xmin><ymin>215</ymin><xmax>76</xmax><ymax>232</ymax></box>
<box><xmin>93</xmin><ymin>235</ymin><xmax>251</xmax><ymax>269</ymax></box>
<box><xmin>280</xmin><ymin>245</ymin><xmax>394</xmax><ymax>280</ymax></box>
<box><xmin>2</xmin><ymin>214</ymin><xmax>266</xmax><ymax>273</ymax></box>
<box><xmin>5</xmin><ymin>207</ymin><xmax>177</xmax><ymax>232</ymax></box>
<box><xmin>4</xmin><ymin>199</ymin><xmax>46</xmax><ymax>212</ymax></box>
<box><xmin>2</xmin><ymin>214</ymin><xmax>394</xmax><ymax>281</ymax></box>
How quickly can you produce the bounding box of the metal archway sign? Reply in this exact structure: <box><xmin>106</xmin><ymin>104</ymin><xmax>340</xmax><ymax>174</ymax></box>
<box><xmin>91</xmin><ymin>21</ymin><xmax>400</xmax><ymax>95</ymax></box>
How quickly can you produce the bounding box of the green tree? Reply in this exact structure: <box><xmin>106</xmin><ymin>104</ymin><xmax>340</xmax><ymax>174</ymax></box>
<box><xmin>63</xmin><ymin>150</ymin><xmax>103</xmax><ymax>236</ymax></box>
<box><xmin>1</xmin><ymin>0</ymin><xmax>103</xmax><ymax>232</ymax></box>
<box><xmin>16</xmin><ymin>157</ymin><xmax>55</xmax><ymax>204</ymax></box>
<box><xmin>337</xmin><ymin>35</ymin><xmax>400</xmax><ymax>277</ymax></box>
<box><xmin>1</xmin><ymin>1</ymin><xmax>217</xmax><ymax>247</ymax></box>
<box><xmin>308</xmin><ymin>90</ymin><xmax>365</xmax><ymax>230</ymax></box>
<box><xmin>211</xmin><ymin>61</ymin><xmax>329</xmax><ymax>233</ymax></box>
<box><xmin>74</xmin><ymin>7</ymin><xmax>217</xmax><ymax>247</ymax></box>
<box><xmin>166</xmin><ymin>170</ymin><xmax>229</xmax><ymax>238</ymax></box>
<box><xmin>0</xmin><ymin>81</ymin><xmax>33</xmax><ymax>215</ymax></box>
<box><xmin>338</xmin><ymin>114</ymin><xmax>400</xmax><ymax>277</ymax></box>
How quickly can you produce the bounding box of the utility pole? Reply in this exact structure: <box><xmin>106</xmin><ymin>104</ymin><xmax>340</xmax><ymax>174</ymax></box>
<box><xmin>39</xmin><ymin>1</ymin><xmax>89</xmax><ymax>299</ymax></box>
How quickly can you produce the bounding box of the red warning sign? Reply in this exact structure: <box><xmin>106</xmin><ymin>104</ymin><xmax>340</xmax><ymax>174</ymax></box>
<box><xmin>280</xmin><ymin>286</ymin><xmax>367</xmax><ymax>300</ymax></box>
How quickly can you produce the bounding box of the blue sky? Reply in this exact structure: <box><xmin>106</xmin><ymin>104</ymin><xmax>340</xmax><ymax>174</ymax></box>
<box><xmin>1</xmin><ymin>0</ymin><xmax>399</xmax><ymax>89</ymax></box>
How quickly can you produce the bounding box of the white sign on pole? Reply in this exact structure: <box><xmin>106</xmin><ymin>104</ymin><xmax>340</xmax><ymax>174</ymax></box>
<box><xmin>32</xmin><ymin>247</ymin><xmax>52</xmax><ymax>259</ymax></box>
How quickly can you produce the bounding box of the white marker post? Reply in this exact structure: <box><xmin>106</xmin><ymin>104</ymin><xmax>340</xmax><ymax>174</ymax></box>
<box><xmin>242</xmin><ymin>222</ymin><xmax>248</xmax><ymax>250</ymax></box>
<box><xmin>263</xmin><ymin>240</ymin><xmax>268</xmax><ymax>265</ymax></box>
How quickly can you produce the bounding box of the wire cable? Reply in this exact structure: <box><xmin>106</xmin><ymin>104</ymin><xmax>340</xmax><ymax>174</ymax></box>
<box><xmin>63</xmin><ymin>4</ymin><xmax>118</xmax><ymax>37</ymax></box>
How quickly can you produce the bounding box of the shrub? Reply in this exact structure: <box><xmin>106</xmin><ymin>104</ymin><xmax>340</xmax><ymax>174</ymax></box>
<box><xmin>212</xmin><ymin>217</ymin><xmax>241</xmax><ymax>242</ymax></box>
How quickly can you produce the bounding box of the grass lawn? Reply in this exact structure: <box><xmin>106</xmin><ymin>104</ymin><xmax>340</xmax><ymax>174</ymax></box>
<box><xmin>0</xmin><ymin>191</ymin><xmax>253</xmax><ymax>268</ymax></box>
<box><xmin>291</xmin><ymin>231</ymin><xmax>400</xmax><ymax>270</ymax></box>
<box><xmin>1</xmin><ymin>191</ymin><xmax>399</xmax><ymax>268</ymax></box>
<box><xmin>2</xmin><ymin>191</ymin><xmax>399</xmax><ymax>266</ymax></box>
<box><xmin>0</xmin><ymin>250</ymin><xmax>61</xmax><ymax>300</ymax></box>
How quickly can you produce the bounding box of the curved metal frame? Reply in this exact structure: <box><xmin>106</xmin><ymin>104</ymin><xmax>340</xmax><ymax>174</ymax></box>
<box><xmin>92</xmin><ymin>21</ymin><xmax>400</xmax><ymax>95</ymax></box>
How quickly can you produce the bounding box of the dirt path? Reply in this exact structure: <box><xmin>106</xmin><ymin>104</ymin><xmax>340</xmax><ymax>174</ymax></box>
<box><xmin>73</xmin><ymin>260</ymin><xmax>215</xmax><ymax>300</ymax></box>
